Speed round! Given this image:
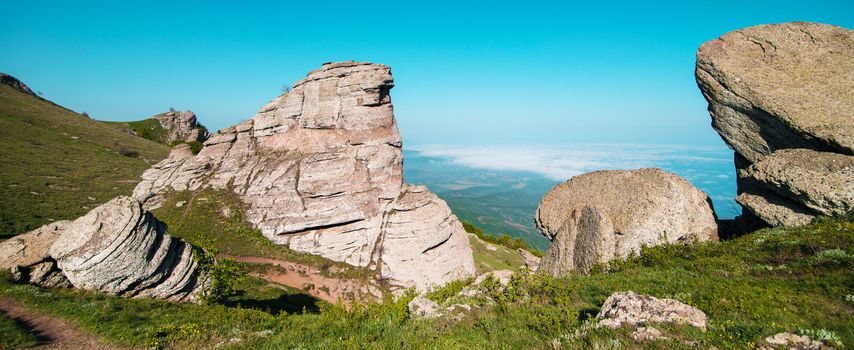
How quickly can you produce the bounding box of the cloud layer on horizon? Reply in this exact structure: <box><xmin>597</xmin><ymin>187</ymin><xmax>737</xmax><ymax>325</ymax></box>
<box><xmin>409</xmin><ymin>144</ymin><xmax>733</xmax><ymax>181</ymax></box>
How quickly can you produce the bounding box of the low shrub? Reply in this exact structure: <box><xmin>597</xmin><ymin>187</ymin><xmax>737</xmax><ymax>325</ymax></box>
<box><xmin>797</xmin><ymin>328</ymin><xmax>844</xmax><ymax>348</ymax></box>
<box><xmin>193</xmin><ymin>239</ymin><xmax>247</xmax><ymax>304</ymax></box>
<box><xmin>426</xmin><ymin>277</ymin><xmax>472</xmax><ymax>303</ymax></box>
<box><xmin>118</xmin><ymin>146</ymin><xmax>139</xmax><ymax>158</ymax></box>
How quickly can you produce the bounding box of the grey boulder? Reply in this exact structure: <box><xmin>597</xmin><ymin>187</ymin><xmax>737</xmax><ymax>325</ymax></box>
<box><xmin>535</xmin><ymin>168</ymin><xmax>718</xmax><ymax>275</ymax></box>
<box><xmin>696</xmin><ymin>22</ymin><xmax>854</xmax><ymax>227</ymax></box>
<box><xmin>596</xmin><ymin>291</ymin><xmax>708</xmax><ymax>331</ymax></box>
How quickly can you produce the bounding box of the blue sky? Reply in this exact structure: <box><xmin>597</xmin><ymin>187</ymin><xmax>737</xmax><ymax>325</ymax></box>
<box><xmin>2</xmin><ymin>1</ymin><xmax>852</xmax><ymax>147</ymax></box>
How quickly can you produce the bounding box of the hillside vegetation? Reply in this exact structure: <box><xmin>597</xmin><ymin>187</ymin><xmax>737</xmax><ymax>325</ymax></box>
<box><xmin>105</xmin><ymin>117</ymin><xmax>205</xmax><ymax>153</ymax></box>
<box><xmin>0</xmin><ymin>84</ymin><xmax>170</xmax><ymax>235</ymax></box>
<box><xmin>1</xmin><ymin>216</ymin><xmax>850</xmax><ymax>349</ymax></box>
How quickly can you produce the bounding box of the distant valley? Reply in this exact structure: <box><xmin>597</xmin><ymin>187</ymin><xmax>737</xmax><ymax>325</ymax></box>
<box><xmin>403</xmin><ymin>144</ymin><xmax>739</xmax><ymax>250</ymax></box>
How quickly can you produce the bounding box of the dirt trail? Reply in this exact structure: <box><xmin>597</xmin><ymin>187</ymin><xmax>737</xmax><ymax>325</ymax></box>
<box><xmin>0</xmin><ymin>297</ymin><xmax>131</xmax><ymax>350</ymax></box>
<box><xmin>223</xmin><ymin>255</ymin><xmax>382</xmax><ymax>305</ymax></box>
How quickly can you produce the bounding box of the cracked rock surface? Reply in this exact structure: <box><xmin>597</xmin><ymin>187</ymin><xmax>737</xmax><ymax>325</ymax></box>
<box><xmin>133</xmin><ymin>61</ymin><xmax>474</xmax><ymax>291</ymax></box>
<box><xmin>696</xmin><ymin>22</ymin><xmax>854</xmax><ymax>226</ymax></box>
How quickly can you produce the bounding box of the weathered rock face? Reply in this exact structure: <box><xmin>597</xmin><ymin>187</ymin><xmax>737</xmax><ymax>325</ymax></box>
<box><xmin>49</xmin><ymin>196</ymin><xmax>203</xmax><ymax>301</ymax></box>
<box><xmin>0</xmin><ymin>221</ymin><xmax>69</xmax><ymax>270</ymax></box>
<box><xmin>0</xmin><ymin>196</ymin><xmax>204</xmax><ymax>302</ymax></box>
<box><xmin>535</xmin><ymin>169</ymin><xmax>718</xmax><ymax>275</ymax></box>
<box><xmin>737</xmin><ymin>149</ymin><xmax>854</xmax><ymax>226</ymax></box>
<box><xmin>0</xmin><ymin>73</ymin><xmax>36</xmax><ymax>95</ymax></box>
<box><xmin>153</xmin><ymin>110</ymin><xmax>210</xmax><ymax>143</ymax></box>
<box><xmin>696</xmin><ymin>22</ymin><xmax>854</xmax><ymax>226</ymax></box>
<box><xmin>596</xmin><ymin>291</ymin><xmax>708</xmax><ymax>331</ymax></box>
<box><xmin>133</xmin><ymin>61</ymin><xmax>475</xmax><ymax>291</ymax></box>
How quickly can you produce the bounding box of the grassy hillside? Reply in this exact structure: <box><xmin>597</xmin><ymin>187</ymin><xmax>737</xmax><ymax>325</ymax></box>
<box><xmin>0</xmin><ymin>84</ymin><xmax>170</xmax><ymax>235</ymax></box>
<box><xmin>105</xmin><ymin>118</ymin><xmax>170</xmax><ymax>143</ymax></box>
<box><xmin>1</xmin><ymin>217</ymin><xmax>850</xmax><ymax>349</ymax></box>
<box><xmin>469</xmin><ymin>232</ymin><xmax>527</xmax><ymax>274</ymax></box>
<box><xmin>104</xmin><ymin>114</ymin><xmax>206</xmax><ymax>155</ymax></box>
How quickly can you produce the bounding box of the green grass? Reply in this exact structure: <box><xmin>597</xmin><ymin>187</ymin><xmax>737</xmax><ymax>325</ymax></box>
<box><xmin>104</xmin><ymin>118</ymin><xmax>170</xmax><ymax>144</ymax></box>
<box><xmin>0</xmin><ymin>311</ymin><xmax>39</xmax><ymax>349</ymax></box>
<box><xmin>1</xmin><ymin>217</ymin><xmax>850</xmax><ymax>349</ymax></box>
<box><xmin>151</xmin><ymin>189</ymin><xmax>375</xmax><ymax>280</ymax></box>
<box><xmin>105</xmin><ymin>114</ymin><xmax>208</xmax><ymax>152</ymax></box>
<box><xmin>469</xmin><ymin>233</ymin><xmax>527</xmax><ymax>274</ymax></box>
<box><xmin>0</xmin><ymin>85</ymin><xmax>170</xmax><ymax>234</ymax></box>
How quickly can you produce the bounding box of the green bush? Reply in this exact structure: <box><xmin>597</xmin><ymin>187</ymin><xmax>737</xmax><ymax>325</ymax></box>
<box><xmin>186</xmin><ymin>141</ymin><xmax>204</xmax><ymax>155</ymax></box>
<box><xmin>810</xmin><ymin>248</ymin><xmax>851</xmax><ymax>266</ymax></box>
<box><xmin>193</xmin><ymin>239</ymin><xmax>247</xmax><ymax>304</ymax></box>
<box><xmin>797</xmin><ymin>328</ymin><xmax>844</xmax><ymax>348</ymax></box>
<box><xmin>426</xmin><ymin>277</ymin><xmax>472</xmax><ymax>303</ymax></box>
<box><xmin>135</xmin><ymin>126</ymin><xmax>153</xmax><ymax>140</ymax></box>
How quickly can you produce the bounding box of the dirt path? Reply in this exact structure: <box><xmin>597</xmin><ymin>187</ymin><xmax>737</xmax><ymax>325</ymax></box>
<box><xmin>223</xmin><ymin>255</ymin><xmax>382</xmax><ymax>305</ymax></box>
<box><xmin>0</xmin><ymin>297</ymin><xmax>130</xmax><ymax>350</ymax></box>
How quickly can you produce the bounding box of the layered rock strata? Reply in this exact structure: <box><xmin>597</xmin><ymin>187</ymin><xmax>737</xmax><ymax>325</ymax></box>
<box><xmin>133</xmin><ymin>61</ymin><xmax>475</xmax><ymax>291</ymax></box>
<box><xmin>0</xmin><ymin>196</ymin><xmax>204</xmax><ymax>302</ymax></box>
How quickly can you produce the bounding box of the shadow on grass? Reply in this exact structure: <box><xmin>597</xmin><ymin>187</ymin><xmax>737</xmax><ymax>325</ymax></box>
<box><xmin>223</xmin><ymin>292</ymin><xmax>321</xmax><ymax>315</ymax></box>
<box><xmin>577</xmin><ymin>307</ymin><xmax>599</xmax><ymax>323</ymax></box>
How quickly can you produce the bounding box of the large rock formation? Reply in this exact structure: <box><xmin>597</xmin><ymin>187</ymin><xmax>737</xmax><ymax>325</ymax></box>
<box><xmin>696</xmin><ymin>22</ymin><xmax>854</xmax><ymax>226</ymax></box>
<box><xmin>0</xmin><ymin>196</ymin><xmax>204</xmax><ymax>302</ymax></box>
<box><xmin>133</xmin><ymin>61</ymin><xmax>475</xmax><ymax>291</ymax></box>
<box><xmin>535</xmin><ymin>168</ymin><xmax>718</xmax><ymax>275</ymax></box>
<box><xmin>153</xmin><ymin>110</ymin><xmax>210</xmax><ymax>143</ymax></box>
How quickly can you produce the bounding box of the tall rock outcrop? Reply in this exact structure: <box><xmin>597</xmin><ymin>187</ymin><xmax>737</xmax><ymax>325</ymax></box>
<box><xmin>153</xmin><ymin>110</ymin><xmax>210</xmax><ymax>143</ymax></box>
<box><xmin>133</xmin><ymin>61</ymin><xmax>475</xmax><ymax>291</ymax></box>
<box><xmin>0</xmin><ymin>196</ymin><xmax>204</xmax><ymax>301</ymax></box>
<box><xmin>535</xmin><ymin>168</ymin><xmax>718</xmax><ymax>276</ymax></box>
<box><xmin>696</xmin><ymin>22</ymin><xmax>854</xmax><ymax>226</ymax></box>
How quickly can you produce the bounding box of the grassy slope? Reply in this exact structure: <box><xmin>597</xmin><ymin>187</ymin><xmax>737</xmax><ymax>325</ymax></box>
<box><xmin>0</xmin><ymin>85</ymin><xmax>170</xmax><ymax>235</ymax></box>
<box><xmin>0</xmin><ymin>217</ymin><xmax>850</xmax><ymax>349</ymax></box>
<box><xmin>104</xmin><ymin>118</ymin><xmax>170</xmax><ymax>144</ymax></box>
<box><xmin>469</xmin><ymin>233</ymin><xmax>526</xmax><ymax>274</ymax></box>
<box><xmin>151</xmin><ymin>189</ymin><xmax>375</xmax><ymax>280</ymax></box>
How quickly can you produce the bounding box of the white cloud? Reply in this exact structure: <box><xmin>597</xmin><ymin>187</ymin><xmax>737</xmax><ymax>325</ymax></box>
<box><xmin>409</xmin><ymin>144</ymin><xmax>732</xmax><ymax>181</ymax></box>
